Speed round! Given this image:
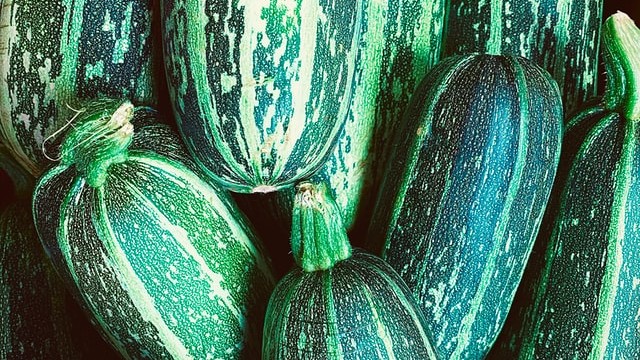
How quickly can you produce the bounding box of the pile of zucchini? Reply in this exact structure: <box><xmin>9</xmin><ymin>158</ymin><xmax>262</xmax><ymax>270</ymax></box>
<box><xmin>0</xmin><ymin>0</ymin><xmax>638</xmax><ymax>359</ymax></box>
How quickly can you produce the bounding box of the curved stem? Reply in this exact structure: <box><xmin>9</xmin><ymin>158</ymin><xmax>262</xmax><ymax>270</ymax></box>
<box><xmin>59</xmin><ymin>98</ymin><xmax>135</xmax><ymax>188</ymax></box>
<box><xmin>602</xmin><ymin>12</ymin><xmax>640</xmax><ymax>121</ymax></box>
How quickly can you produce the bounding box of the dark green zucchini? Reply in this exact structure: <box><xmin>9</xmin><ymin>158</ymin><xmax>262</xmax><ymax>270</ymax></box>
<box><xmin>493</xmin><ymin>12</ymin><xmax>640</xmax><ymax>359</ymax></box>
<box><xmin>0</xmin><ymin>0</ymin><xmax>159</xmax><ymax>177</ymax></box>
<box><xmin>32</xmin><ymin>99</ymin><xmax>276</xmax><ymax>359</ymax></box>
<box><xmin>368</xmin><ymin>54</ymin><xmax>563</xmax><ymax>359</ymax></box>
<box><xmin>160</xmin><ymin>0</ymin><xmax>362</xmax><ymax>193</ymax></box>
<box><xmin>443</xmin><ymin>0</ymin><xmax>603</xmax><ymax>114</ymax></box>
<box><xmin>1</xmin><ymin>202</ymin><xmax>81</xmax><ymax>359</ymax></box>
<box><xmin>262</xmin><ymin>182</ymin><xmax>438</xmax><ymax>360</ymax></box>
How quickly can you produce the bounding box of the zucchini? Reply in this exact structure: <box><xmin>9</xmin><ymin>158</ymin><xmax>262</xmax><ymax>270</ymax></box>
<box><xmin>240</xmin><ymin>0</ymin><xmax>447</xmax><ymax>250</ymax></box>
<box><xmin>0</xmin><ymin>0</ymin><xmax>159</xmax><ymax>177</ymax></box>
<box><xmin>160</xmin><ymin>0</ymin><xmax>362</xmax><ymax>193</ymax></box>
<box><xmin>495</xmin><ymin>12</ymin><xmax>640</xmax><ymax>359</ymax></box>
<box><xmin>32</xmin><ymin>99</ymin><xmax>276</xmax><ymax>359</ymax></box>
<box><xmin>311</xmin><ymin>0</ymin><xmax>446</xmax><ymax>232</ymax></box>
<box><xmin>368</xmin><ymin>54</ymin><xmax>563</xmax><ymax>359</ymax></box>
<box><xmin>443</xmin><ymin>0</ymin><xmax>603</xmax><ymax>114</ymax></box>
<box><xmin>262</xmin><ymin>182</ymin><xmax>438</xmax><ymax>360</ymax></box>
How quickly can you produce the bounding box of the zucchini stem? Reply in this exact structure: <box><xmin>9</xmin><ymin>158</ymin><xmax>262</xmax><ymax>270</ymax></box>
<box><xmin>59</xmin><ymin>99</ymin><xmax>135</xmax><ymax>188</ymax></box>
<box><xmin>291</xmin><ymin>181</ymin><xmax>352</xmax><ymax>272</ymax></box>
<box><xmin>602</xmin><ymin>12</ymin><xmax>640</xmax><ymax>121</ymax></box>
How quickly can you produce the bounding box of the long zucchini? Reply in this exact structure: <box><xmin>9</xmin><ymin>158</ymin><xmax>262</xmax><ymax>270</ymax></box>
<box><xmin>160</xmin><ymin>0</ymin><xmax>362</xmax><ymax>193</ymax></box>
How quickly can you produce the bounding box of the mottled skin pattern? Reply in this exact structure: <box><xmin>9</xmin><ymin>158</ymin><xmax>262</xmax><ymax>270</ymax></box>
<box><xmin>368</xmin><ymin>54</ymin><xmax>562</xmax><ymax>359</ymax></box>
<box><xmin>1</xmin><ymin>203</ymin><xmax>82</xmax><ymax>359</ymax></box>
<box><xmin>312</xmin><ymin>0</ymin><xmax>446</xmax><ymax>233</ymax></box>
<box><xmin>444</xmin><ymin>0</ymin><xmax>603</xmax><ymax>116</ymax></box>
<box><xmin>33</xmin><ymin>106</ymin><xmax>275</xmax><ymax>359</ymax></box>
<box><xmin>263</xmin><ymin>250</ymin><xmax>439</xmax><ymax>360</ymax></box>
<box><xmin>161</xmin><ymin>0</ymin><xmax>361</xmax><ymax>193</ymax></box>
<box><xmin>514</xmin><ymin>110</ymin><xmax>640</xmax><ymax>359</ymax></box>
<box><xmin>493</xmin><ymin>13</ymin><xmax>640</xmax><ymax>359</ymax></box>
<box><xmin>0</xmin><ymin>0</ymin><xmax>157</xmax><ymax>177</ymax></box>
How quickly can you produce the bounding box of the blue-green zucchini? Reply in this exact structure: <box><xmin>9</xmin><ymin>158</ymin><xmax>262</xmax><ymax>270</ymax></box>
<box><xmin>494</xmin><ymin>12</ymin><xmax>640</xmax><ymax>359</ymax></box>
<box><xmin>0</xmin><ymin>0</ymin><xmax>158</xmax><ymax>177</ymax></box>
<box><xmin>443</xmin><ymin>0</ymin><xmax>603</xmax><ymax>114</ymax></box>
<box><xmin>160</xmin><ymin>0</ymin><xmax>362</xmax><ymax>193</ymax></box>
<box><xmin>262</xmin><ymin>182</ymin><xmax>438</xmax><ymax>359</ymax></box>
<box><xmin>32</xmin><ymin>99</ymin><xmax>276</xmax><ymax>359</ymax></box>
<box><xmin>368</xmin><ymin>54</ymin><xmax>563</xmax><ymax>359</ymax></box>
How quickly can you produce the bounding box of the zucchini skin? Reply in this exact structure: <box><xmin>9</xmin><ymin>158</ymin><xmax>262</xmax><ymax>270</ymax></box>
<box><xmin>33</xmin><ymin>105</ymin><xmax>275</xmax><ymax>359</ymax></box>
<box><xmin>160</xmin><ymin>0</ymin><xmax>362</xmax><ymax>193</ymax></box>
<box><xmin>443</xmin><ymin>0</ymin><xmax>603</xmax><ymax>114</ymax></box>
<box><xmin>494</xmin><ymin>106</ymin><xmax>640</xmax><ymax>359</ymax></box>
<box><xmin>1</xmin><ymin>201</ymin><xmax>118</xmax><ymax>360</ymax></box>
<box><xmin>0</xmin><ymin>0</ymin><xmax>158</xmax><ymax>177</ymax></box>
<box><xmin>368</xmin><ymin>54</ymin><xmax>563</xmax><ymax>359</ymax></box>
<box><xmin>488</xmin><ymin>103</ymin><xmax>605</xmax><ymax>359</ymax></box>
<box><xmin>492</xmin><ymin>12</ymin><xmax>640</xmax><ymax>359</ymax></box>
<box><xmin>262</xmin><ymin>249</ymin><xmax>439</xmax><ymax>360</ymax></box>
<box><xmin>1</xmin><ymin>202</ymin><xmax>82</xmax><ymax>359</ymax></box>
<box><xmin>311</xmin><ymin>0</ymin><xmax>446</xmax><ymax>232</ymax></box>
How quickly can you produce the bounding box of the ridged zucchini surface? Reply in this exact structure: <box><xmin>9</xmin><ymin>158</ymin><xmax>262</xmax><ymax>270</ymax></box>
<box><xmin>368</xmin><ymin>54</ymin><xmax>563</xmax><ymax>359</ymax></box>
<box><xmin>33</xmin><ymin>100</ymin><xmax>275</xmax><ymax>359</ymax></box>
<box><xmin>161</xmin><ymin>0</ymin><xmax>362</xmax><ymax>193</ymax></box>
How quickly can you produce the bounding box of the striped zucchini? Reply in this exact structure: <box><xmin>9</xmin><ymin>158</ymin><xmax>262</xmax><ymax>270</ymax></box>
<box><xmin>262</xmin><ymin>182</ymin><xmax>438</xmax><ymax>360</ymax></box>
<box><xmin>495</xmin><ymin>12</ymin><xmax>640</xmax><ymax>359</ymax></box>
<box><xmin>243</xmin><ymin>0</ymin><xmax>447</xmax><ymax>247</ymax></box>
<box><xmin>160</xmin><ymin>0</ymin><xmax>362</xmax><ymax>193</ymax></box>
<box><xmin>310</xmin><ymin>0</ymin><xmax>446</xmax><ymax>232</ymax></box>
<box><xmin>32</xmin><ymin>99</ymin><xmax>276</xmax><ymax>359</ymax></box>
<box><xmin>443</xmin><ymin>0</ymin><xmax>603</xmax><ymax>114</ymax></box>
<box><xmin>368</xmin><ymin>54</ymin><xmax>563</xmax><ymax>359</ymax></box>
<box><xmin>0</xmin><ymin>0</ymin><xmax>158</xmax><ymax>177</ymax></box>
